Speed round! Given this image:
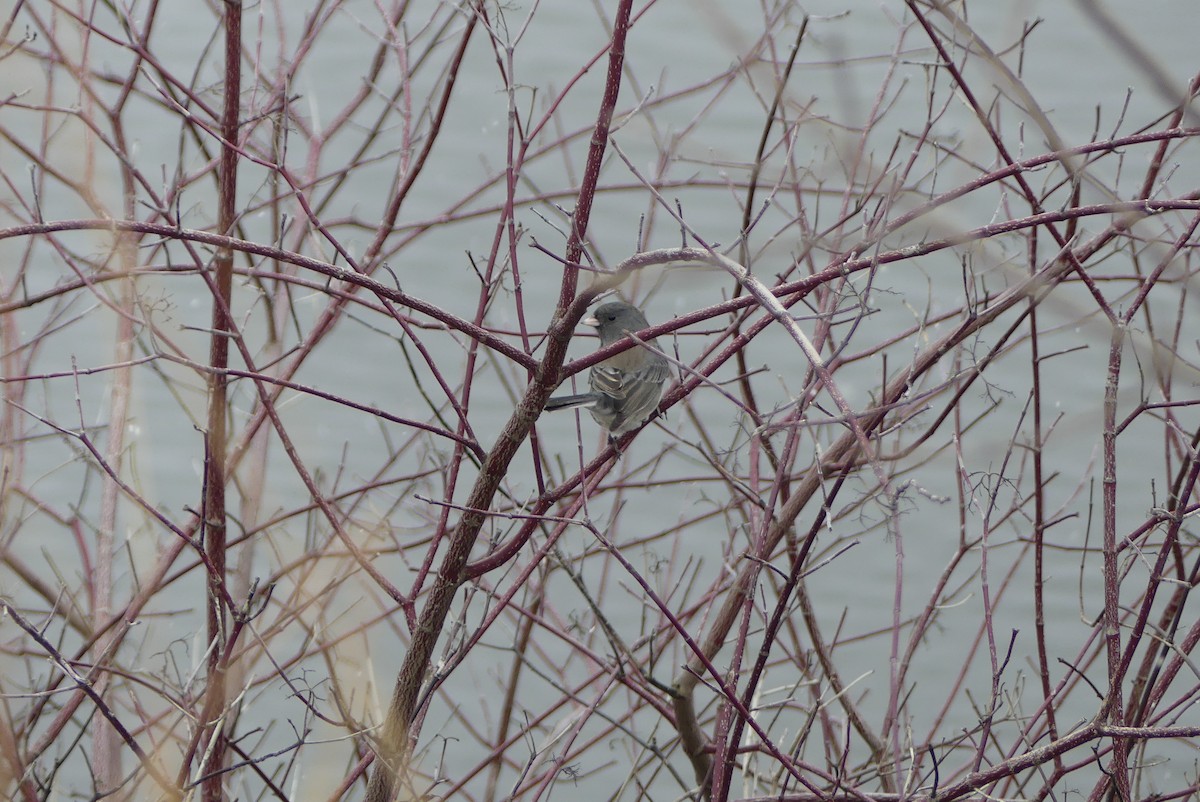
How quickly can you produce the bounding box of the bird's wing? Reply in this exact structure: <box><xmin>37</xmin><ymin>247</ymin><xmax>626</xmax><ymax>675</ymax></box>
<box><xmin>591</xmin><ymin>349</ymin><xmax>669</xmax><ymax>397</ymax></box>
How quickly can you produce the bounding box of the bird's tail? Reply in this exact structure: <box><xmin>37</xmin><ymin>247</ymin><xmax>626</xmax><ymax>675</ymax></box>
<box><xmin>544</xmin><ymin>393</ymin><xmax>599</xmax><ymax>411</ymax></box>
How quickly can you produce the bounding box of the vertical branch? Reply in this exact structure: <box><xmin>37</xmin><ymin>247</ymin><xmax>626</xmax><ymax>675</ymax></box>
<box><xmin>1094</xmin><ymin>325</ymin><xmax>1129</xmax><ymax>802</ymax></box>
<box><xmin>1027</xmin><ymin>233</ymin><xmax>1064</xmax><ymax>773</ymax></box>
<box><xmin>91</xmin><ymin>170</ymin><xmax>137</xmax><ymax>798</ymax></box>
<box><xmin>199</xmin><ymin>3</ymin><xmax>241</xmax><ymax>800</ymax></box>
<box><xmin>94</xmin><ymin>2</ymin><xmax>161</xmax><ymax>788</ymax></box>
<box><xmin>557</xmin><ymin>0</ymin><xmax>630</xmax><ymax>307</ymax></box>
<box><xmin>87</xmin><ymin>44</ymin><xmax>137</xmax><ymax>802</ymax></box>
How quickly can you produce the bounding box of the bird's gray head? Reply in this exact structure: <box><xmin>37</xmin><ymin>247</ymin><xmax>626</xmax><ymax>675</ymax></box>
<box><xmin>586</xmin><ymin>301</ymin><xmax>651</xmax><ymax>346</ymax></box>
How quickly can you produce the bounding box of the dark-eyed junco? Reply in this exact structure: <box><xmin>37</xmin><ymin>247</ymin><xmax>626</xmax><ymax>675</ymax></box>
<box><xmin>545</xmin><ymin>301</ymin><xmax>669</xmax><ymax>441</ymax></box>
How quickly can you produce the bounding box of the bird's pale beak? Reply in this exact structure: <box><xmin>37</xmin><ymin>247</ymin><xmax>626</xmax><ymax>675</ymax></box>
<box><xmin>582</xmin><ymin>315</ymin><xmax>600</xmax><ymax>327</ymax></box>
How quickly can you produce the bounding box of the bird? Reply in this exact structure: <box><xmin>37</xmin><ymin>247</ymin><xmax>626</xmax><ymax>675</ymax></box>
<box><xmin>544</xmin><ymin>300</ymin><xmax>669</xmax><ymax>443</ymax></box>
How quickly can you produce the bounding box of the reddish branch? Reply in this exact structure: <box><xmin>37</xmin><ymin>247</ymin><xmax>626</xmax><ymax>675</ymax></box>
<box><xmin>361</xmin><ymin>1</ymin><xmax>636</xmax><ymax>799</ymax></box>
